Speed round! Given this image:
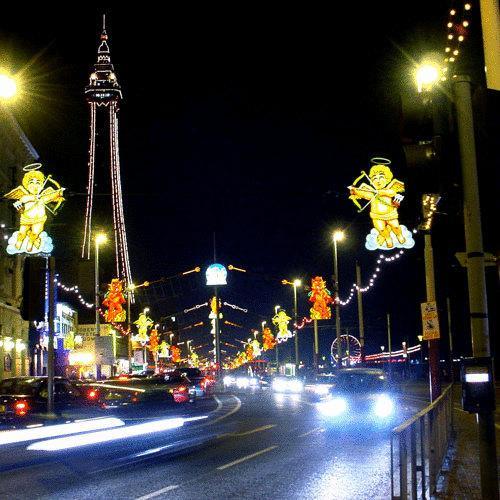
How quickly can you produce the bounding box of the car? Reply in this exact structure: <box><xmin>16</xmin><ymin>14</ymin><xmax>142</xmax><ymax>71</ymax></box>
<box><xmin>83</xmin><ymin>373</ymin><xmax>196</xmax><ymax>408</ymax></box>
<box><xmin>0</xmin><ymin>376</ymin><xmax>93</xmax><ymax>425</ymax></box>
<box><xmin>173</xmin><ymin>368</ymin><xmax>215</xmax><ymax>398</ymax></box>
<box><xmin>303</xmin><ymin>373</ymin><xmax>337</xmax><ymax>400</ymax></box>
<box><xmin>223</xmin><ymin>371</ymin><xmax>260</xmax><ymax>391</ymax></box>
<box><xmin>271</xmin><ymin>376</ymin><xmax>304</xmax><ymax>394</ymax></box>
<box><xmin>316</xmin><ymin>368</ymin><xmax>397</xmax><ymax>425</ymax></box>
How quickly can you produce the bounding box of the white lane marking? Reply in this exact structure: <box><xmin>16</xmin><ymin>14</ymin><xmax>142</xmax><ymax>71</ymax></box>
<box><xmin>203</xmin><ymin>396</ymin><xmax>241</xmax><ymax>426</ymax></box>
<box><xmin>213</xmin><ymin>395</ymin><xmax>224</xmax><ymax>412</ymax></box>
<box><xmin>298</xmin><ymin>427</ymin><xmax>323</xmax><ymax>438</ymax></box>
<box><xmin>218</xmin><ymin>424</ymin><xmax>276</xmax><ymax>439</ymax></box>
<box><xmin>136</xmin><ymin>484</ymin><xmax>179</xmax><ymax>500</ymax></box>
<box><xmin>216</xmin><ymin>445</ymin><xmax>278</xmax><ymax>471</ymax></box>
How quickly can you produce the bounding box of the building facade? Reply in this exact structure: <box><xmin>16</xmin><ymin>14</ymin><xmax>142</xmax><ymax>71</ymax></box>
<box><xmin>0</xmin><ymin>106</ymin><xmax>39</xmax><ymax>380</ymax></box>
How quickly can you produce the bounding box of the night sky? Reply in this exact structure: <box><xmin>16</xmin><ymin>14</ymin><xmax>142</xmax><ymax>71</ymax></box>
<box><xmin>1</xmin><ymin>4</ymin><xmax>497</xmax><ymax>364</ymax></box>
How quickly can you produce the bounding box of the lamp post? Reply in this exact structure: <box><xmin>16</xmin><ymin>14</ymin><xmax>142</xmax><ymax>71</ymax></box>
<box><xmin>333</xmin><ymin>230</ymin><xmax>344</xmax><ymax>368</ymax></box>
<box><xmin>274</xmin><ymin>306</ymin><xmax>280</xmax><ymax>370</ymax></box>
<box><xmin>293</xmin><ymin>279</ymin><xmax>301</xmax><ymax>370</ymax></box>
<box><xmin>94</xmin><ymin>232</ymin><xmax>107</xmax><ymax>379</ymax></box>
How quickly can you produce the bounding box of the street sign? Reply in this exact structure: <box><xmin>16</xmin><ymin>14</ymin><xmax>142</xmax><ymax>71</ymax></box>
<box><xmin>95</xmin><ymin>336</ymin><xmax>114</xmax><ymax>365</ymax></box>
<box><xmin>421</xmin><ymin>301</ymin><xmax>440</xmax><ymax>340</ymax></box>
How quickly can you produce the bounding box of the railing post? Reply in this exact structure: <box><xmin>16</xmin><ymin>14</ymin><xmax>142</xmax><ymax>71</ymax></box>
<box><xmin>420</xmin><ymin>417</ymin><xmax>427</xmax><ymax>499</ymax></box>
<box><xmin>410</xmin><ymin>423</ymin><xmax>417</xmax><ymax>499</ymax></box>
<box><xmin>391</xmin><ymin>432</ymin><xmax>395</xmax><ymax>499</ymax></box>
<box><xmin>400</xmin><ymin>429</ymin><xmax>408</xmax><ymax>499</ymax></box>
<box><xmin>428</xmin><ymin>410</ymin><xmax>436</xmax><ymax>494</ymax></box>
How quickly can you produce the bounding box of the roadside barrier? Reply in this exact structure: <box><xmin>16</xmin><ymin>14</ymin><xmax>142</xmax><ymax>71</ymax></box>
<box><xmin>390</xmin><ymin>384</ymin><xmax>453</xmax><ymax>499</ymax></box>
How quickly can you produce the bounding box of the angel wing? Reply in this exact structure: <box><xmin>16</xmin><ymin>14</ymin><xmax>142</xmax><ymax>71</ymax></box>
<box><xmin>3</xmin><ymin>185</ymin><xmax>29</xmax><ymax>200</ymax></box>
<box><xmin>387</xmin><ymin>179</ymin><xmax>405</xmax><ymax>193</ymax></box>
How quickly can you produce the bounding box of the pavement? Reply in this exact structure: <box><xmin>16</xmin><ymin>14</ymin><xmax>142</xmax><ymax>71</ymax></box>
<box><xmin>434</xmin><ymin>384</ymin><xmax>500</xmax><ymax>499</ymax></box>
<box><xmin>0</xmin><ymin>385</ymin><xmax>428</xmax><ymax>500</ymax></box>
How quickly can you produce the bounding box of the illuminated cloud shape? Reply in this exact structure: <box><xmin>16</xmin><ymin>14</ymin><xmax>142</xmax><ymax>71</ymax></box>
<box><xmin>365</xmin><ymin>225</ymin><xmax>415</xmax><ymax>251</ymax></box>
<box><xmin>6</xmin><ymin>231</ymin><xmax>53</xmax><ymax>255</ymax></box>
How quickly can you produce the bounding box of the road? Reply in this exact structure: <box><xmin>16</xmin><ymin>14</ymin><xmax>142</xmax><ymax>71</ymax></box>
<box><xmin>0</xmin><ymin>386</ymin><xmax>429</xmax><ymax>500</ymax></box>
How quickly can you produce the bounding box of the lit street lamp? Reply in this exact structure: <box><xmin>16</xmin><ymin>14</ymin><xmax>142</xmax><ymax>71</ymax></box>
<box><xmin>0</xmin><ymin>73</ymin><xmax>18</xmax><ymax>100</ymax></box>
<box><xmin>293</xmin><ymin>279</ymin><xmax>301</xmax><ymax>369</ymax></box>
<box><xmin>332</xmin><ymin>230</ymin><xmax>345</xmax><ymax>368</ymax></box>
<box><xmin>94</xmin><ymin>232</ymin><xmax>107</xmax><ymax>379</ymax></box>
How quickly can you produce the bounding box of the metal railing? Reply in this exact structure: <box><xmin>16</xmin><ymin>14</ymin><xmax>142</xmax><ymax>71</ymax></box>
<box><xmin>391</xmin><ymin>384</ymin><xmax>454</xmax><ymax>499</ymax></box>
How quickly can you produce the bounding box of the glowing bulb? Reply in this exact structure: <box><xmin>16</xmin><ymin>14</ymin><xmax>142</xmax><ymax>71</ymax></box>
<box><xmin>447</xmin><ymin>22</ymin><xmax>453</xmax><ymax>28</ymax></box>
<box><xmin>0</xmin><ymin>74</ymin><xmax>17</xmax><ymax>99</ymax></box>
<box><xmin>448</xmin><ymin>34</ymin><xmax>454</xmax><ymax>40</ymax></box>
<box><xmin>463</xmin><ymin>20</ymin><xmax>469</xmax><ymax>27</ymax></box>
<box><xmin>95</xmin><ymin>233</ymin><xmax>107</xmax><ymax>245</ymax></box>
<box><xmin>458</xmin><ymin>35</ymin><xmax>464</xmax><ymax>42</ymax></box>
<box><xmin>450</xmin><ymin>9</ymin><xmax>456</xmax><ymax>15</ymax></box>
<box><xmin>416</xmin><ymin>63</ymin><xmax>441</xmax><ymax>92</ymax></box>
<box><xmin>333</xmin><ymin>230</ymin><xmax>345</xmax><ymax>242</ymax></box>
<box><xmin>464</xmin><ymin>3</ymin><xmax>471</xmax><ymax>10</ymax></box>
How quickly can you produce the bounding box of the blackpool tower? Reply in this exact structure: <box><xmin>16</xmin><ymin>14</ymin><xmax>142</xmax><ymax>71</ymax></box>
<box><xmin>82</xmin><ymin>17</ymin><xmax>132</xmax><ymax>286</ymax></box>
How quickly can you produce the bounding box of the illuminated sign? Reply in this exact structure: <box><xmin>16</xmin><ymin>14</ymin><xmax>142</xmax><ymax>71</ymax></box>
<box><xmin>205</xmin><ymin>263</ymin><xmax>227</xmax><ymax>286</ymax></box>
<box><xmin>4</xmin><ymin>163</ymin><xmax>65</xmax><ymax>255</ymax></box>
<box><xmin>348</xmin><ymin>158</ymin><xmax>415</xmax><ymax>251</ymax></box>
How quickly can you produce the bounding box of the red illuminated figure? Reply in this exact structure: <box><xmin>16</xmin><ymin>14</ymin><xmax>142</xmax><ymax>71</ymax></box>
<box><xmin>102</xmin><ymin>278</ymin><xmax>126</xmax><ymax>323</ymax></box>
<box><xmin>308</xmin><ymin>276</ymin><xmax>333</xmax><ymax>320</ymax></box>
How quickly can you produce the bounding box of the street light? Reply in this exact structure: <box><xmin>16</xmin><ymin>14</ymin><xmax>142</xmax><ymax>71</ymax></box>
<box><xmin>0</xmin><ymin>73</ymin><xmax>18</xmax><ymax>100</ymax></box>
<box><xmin>332</xmin><ymin>230</ymin><xmax>345</xmax><ymax>368</ymax></box>
<box><xmin>94</xmin><ymin>232</ymin><xmax>107</xmax><ymax>379</ymax></box>
<box><xmin>292</xmin><ymin>280</ymin><xmax>301</xmax><ymax>369</ymax></box>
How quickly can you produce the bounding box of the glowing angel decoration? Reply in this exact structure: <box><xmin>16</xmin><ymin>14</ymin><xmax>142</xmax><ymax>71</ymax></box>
<box><xmin>190</xmin><ymin>351</ymin><xmax>199</xmax><ymax>368</ymax></box>
<box><xmin>157</xmin><ymin>340</ymin><xmax>170</xmax><ymax>358</ymax></box>
<box><xmin>4</xmin><ymin>163</ymin><xmax>65</xmax><ymax>254</ymax></box>
<box><xmin>133</xmin><ymin>311</ymin><xmax>154</xmax><ymax>345</ymax></box>
<box><xmin>272</xmin><ymin>309</ymin><xmax>292</xmax><ymax>343</ymax></box>
<box><xmin>171</xmin><ymin>345</ymin><xmax>181</xmax><ymax>364</ymax></box>
<box><xmin>308</xmin><ymin>276</ymin><xmax>333</xmax><ymax>320</ymax></box>
<box><xmin>348</xmin><ymin>158</ymin><xmax>415</xmax><ymax>251</ymax></box>
<box><xmin>102</xmin><ymin>279</ymin><xmax>126</xmax><ymax>323</ymax></box>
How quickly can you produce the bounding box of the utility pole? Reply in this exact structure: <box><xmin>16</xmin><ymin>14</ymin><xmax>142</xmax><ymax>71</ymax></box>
<box><xmin>454</xmin><ymin>75</ymin><xmax>498</xmax><ymax>500</ymax></box>
<box><xmin>446</xmin><ymin>297</ymin><xmax>454</xmax><ymax>383</ymax></box>
<box><xmin>424</xmin><ymin>232</ymin><xmax>441</xmax><ymax>401</ymax></box>
<box><xmin>387</xmin><ymin>313</ymin><xmax>392</xmax><ymax>380</ymax></box>
<box><xmin>293</xmin><ymin>282</ymin><xmax>299</xmax><ymax>369</ymax></box>
<box><xmin>47</xmin><ymin>257</ymin><xmax>55</xmax><ymax>415</ymax></box>
<box><xmin>356</xmin><ymin>262</ymin><xmax>365</xmax><ymax>363</ymax></box>
<box><xmin>313</xmin><ymin>320</ymin><xmax>319</xmax><ymax>372</ymax></box>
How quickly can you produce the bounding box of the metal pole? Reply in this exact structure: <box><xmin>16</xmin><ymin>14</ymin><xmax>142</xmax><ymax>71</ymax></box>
<box><xmin>479</xmin><ymin>0</ymin><xmax>500</xmax><ymax>91</ymax></box>
<box><xmin>446</xmin><ymin>297</ymin><xmax>454</xmax><ymax>383</ymax></box>
<box><xmin>127</xmin><ymin>290</ymin><xmax>132</xmax><ymax>373</ymax></box>
<box><xmin>214</xmin><ymin>286</ymin><xmax>221</xmax><ymax>377</ymax></box>
<box><xmin>387</xmin><ymin>313</ymin><xmax>392</xmax><ymax>380</ymax></box>
<box><xmin>333</xmin><ymin>239</ymin><xmax>342</xmax><ymax>367</ymax></box>
<box><xmin>313</xmin><ymin>320</ymin><xmax>319</xmax><ymax>372</ymax></box>
<box><xmin>47</xmin><ymin>257</ymin><xmax>55</xmax><ymax>415</ymax></box>
<box><xmin>294</xmin><ymin>283</ymin><xmax>299</xmax><ymax>369</ymax></box>
<box><xmin>424</xmin><ymin>232</ymin><xmax>441</xmax><ymax>401</ymax></box>
<box><xmin>454</xmin><ymin>75</ymin><xmax>498</xmax><ymax>500</ymax></box>
<box><xmin>95</xmin><ymin>241</ymin><xmax>101</xmax><ymax>380</ymax></box>
<box><xmin>356</xmin><ymin>261</ymin><xmax>365</xmax><ymax>363</ymax></box>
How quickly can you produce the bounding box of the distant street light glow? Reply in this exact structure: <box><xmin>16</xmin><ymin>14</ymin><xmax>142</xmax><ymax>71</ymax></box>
<box><xmin>416</xmin><ymin>63</ymin><xmax>440</xmax><ymax>93</ymax></box>
<box><xmin>333</xmin><ymin>230</ymin><xmax>345</xmax><ymax>242</ymax></box>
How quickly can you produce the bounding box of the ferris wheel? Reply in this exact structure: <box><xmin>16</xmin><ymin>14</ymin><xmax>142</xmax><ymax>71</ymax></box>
<box><xmin>331</xmin><ymin>334</ymin><xmax>362</xmax><ymax>365</ymax></box>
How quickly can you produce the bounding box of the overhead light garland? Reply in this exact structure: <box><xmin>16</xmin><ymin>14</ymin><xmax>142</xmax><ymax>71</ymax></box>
<box><xmin>54</xmin><ymin>277</ymin><xmax>94</xmax><ymax>309</ymax></box>
<box><xmin>442</xmin><ymin>2</ymin><xmax>472</xmax><ymax>79</ymax></box>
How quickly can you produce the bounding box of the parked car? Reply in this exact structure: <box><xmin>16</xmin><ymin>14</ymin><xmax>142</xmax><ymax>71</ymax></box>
<box><xmin>0</xmin><ymin>376</ymin><xmax>93</xmax><ymax>424</ymax></box>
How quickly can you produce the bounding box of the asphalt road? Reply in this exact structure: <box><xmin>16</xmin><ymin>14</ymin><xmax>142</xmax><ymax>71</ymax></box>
<box><xmin>0</xmin><ymin>386</ymin><xmax>429</xmax><ymax>500</ymax></box>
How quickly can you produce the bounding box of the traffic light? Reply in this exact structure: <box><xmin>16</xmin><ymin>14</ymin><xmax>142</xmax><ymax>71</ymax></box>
<box><xmin>21</xmin><ymin>256</ymin><xmax>47</xmax><ymax>322</ymax></box>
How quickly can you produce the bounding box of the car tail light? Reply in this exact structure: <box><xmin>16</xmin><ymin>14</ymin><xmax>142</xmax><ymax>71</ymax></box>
<box><xmin>87</xmin><ymin>389</ymin><xmax>99</xmax><ymax>400</ymax></box>
<box><xmin>14</xmin><ymin>401</ymin><xmax>28</xmax><ymax>416</ymax></box>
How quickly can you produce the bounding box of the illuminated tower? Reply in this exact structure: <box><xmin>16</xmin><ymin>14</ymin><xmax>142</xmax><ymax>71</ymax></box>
<box><xmin>82</xmin><ymin>16</ymin><xmax>132</xmax><ymax>285</ymax></box>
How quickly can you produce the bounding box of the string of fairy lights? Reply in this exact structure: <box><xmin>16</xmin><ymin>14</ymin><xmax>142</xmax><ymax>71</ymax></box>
<box><xmin>443</xmin><ymin>1</ymin><xmax>473</xmax><ymax>80</ymax></box>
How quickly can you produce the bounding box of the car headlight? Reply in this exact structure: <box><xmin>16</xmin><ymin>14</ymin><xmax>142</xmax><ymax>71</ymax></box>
<box><xmin>288</xmin><ymin>380</ymin><xmax>303</xmax><ymax>393</ymax></box>
<box><xmin>236</xmin><ymin>377</ymin><xmax>249</xmax><ymax>389</ymax></box>
<box><xmin>317</xmin><ymin>397</ymin><xmax>347</xmax><ymax>417</ymax></box>
<box><xmin>272</xmin><ymin>379</ymin><xmax>287</xmax><ymax>392</ymax></box>
<box><xmin>223</xmin><ymin>376</ymin><xmax>234</xmax><ymax>386</ymax></box>
<box><xmin>374</xmin><ymin>394</ymin><xmax>394</xmax><ymax>418</ymax></box>
<box><xmin>249</xmin><ymin>378</ymin><xmax>258</xmax><ymax>386</ymax></box>
<box><xmin>312</xmin><ymin>384</ymin><xmax>331</xmax><ymax>396</ymax></box>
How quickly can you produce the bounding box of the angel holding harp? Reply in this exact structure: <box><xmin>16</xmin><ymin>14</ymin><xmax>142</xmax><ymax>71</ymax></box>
<box><xmin>4</xmin><ymin>163</ymin><xmax>65</xmax><ymax>253</ymax></box>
